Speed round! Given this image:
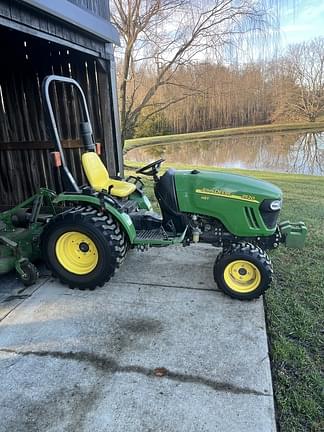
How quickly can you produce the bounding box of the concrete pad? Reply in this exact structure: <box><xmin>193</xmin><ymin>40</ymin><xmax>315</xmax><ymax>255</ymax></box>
<box><xmin>0</xmin><ymin>269</ymin><xmax>49</xmax><ymax>322</ymax></box>
<box><xmin>0</xmin><ymin>246</ymin><xmax>276</xmax><ymax>432</ymax></box>
<box><xmin>113</xmin><ymin>244</ymin><xmax>219</xmax><ymax>290</ymax></box>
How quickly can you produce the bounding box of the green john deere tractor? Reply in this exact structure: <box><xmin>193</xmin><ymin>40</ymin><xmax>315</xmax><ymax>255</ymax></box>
<box><xmin>0</xmin><ymin>75</ymin><xmax>307</xmax><ymax>299</ymax></box>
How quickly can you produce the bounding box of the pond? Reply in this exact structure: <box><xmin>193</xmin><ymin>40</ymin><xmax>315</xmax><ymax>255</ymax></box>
<box><xmin>126</xmin><ymin>131</ymin><xmax>324</xmax><ymax>176</ymax></box>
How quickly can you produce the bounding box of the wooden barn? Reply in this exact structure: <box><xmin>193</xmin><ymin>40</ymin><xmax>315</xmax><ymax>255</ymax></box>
<box><xmin>0</xmin><ymin>0</ymin><xmax>122</xmax><ymax>208</ymax></box>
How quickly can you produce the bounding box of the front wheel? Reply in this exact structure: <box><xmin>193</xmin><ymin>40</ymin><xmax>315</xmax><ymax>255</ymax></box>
<box><xmin>213</xmin><ymin>242</ymin><xmax>273</xmax><ymax>300</ymax></box>
<box><xmin>41</xmin><ymin>207</ymin><xmax>126</xmax><ymax>290</ymax></box>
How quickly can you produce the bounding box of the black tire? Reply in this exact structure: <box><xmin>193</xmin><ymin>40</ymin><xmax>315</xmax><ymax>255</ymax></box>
<box><xmin>213</xmin><ymin>242</ymin><xmax>273</xmax><ymax>300</ymax></box>
<box><xmin>41</xmin><ymin>206</ymin><xmax>126</xmax><ymax>290</ymax></box>
<box><xmin>20</xmin><ymin>261</ymin><xmax>39</xmax><ymax>286</ymax></box>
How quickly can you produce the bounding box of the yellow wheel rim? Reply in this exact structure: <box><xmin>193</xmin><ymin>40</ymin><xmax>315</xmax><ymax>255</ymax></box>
<box><xmin>224</xmin><ymin>260</ymin><xmax>261</xmax><ymax>293</ymax></box>
<box><xmin>55</xmin><ymin>231</ymin><xmax>98</xmax><ymax>275</ymax></box>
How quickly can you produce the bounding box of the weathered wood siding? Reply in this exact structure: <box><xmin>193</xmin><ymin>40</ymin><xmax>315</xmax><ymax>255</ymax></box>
<box><xmin>0</xmin><ymin>26</ymin><xmax>116</xmax><ymax>207</ymax></box>
<box><xmin>0</xmin><ymin>0</ymin><xmax>110</xmax><ymax>58</ymax></box>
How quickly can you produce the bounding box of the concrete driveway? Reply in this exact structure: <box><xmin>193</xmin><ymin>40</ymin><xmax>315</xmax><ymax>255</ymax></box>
<box><xmin>0</xmin><ymin>245</ymin><xmax>276</xmax><ymax>432</ymax></box>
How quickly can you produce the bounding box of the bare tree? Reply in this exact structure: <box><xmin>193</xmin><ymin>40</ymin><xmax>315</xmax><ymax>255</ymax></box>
<box><xmin>282</xmin><ymin>37</ymin><xmax>324</xmax><ymax>122</ymax></box>
<box><xmin>111</xmin><ymin>0</ymin><xmax>277</xmax><ymax>145</ymax></box>
<box><xmin>149</xmin><ymin>62</ymin><xmax>272</xmax><ymax>135</ymax></box>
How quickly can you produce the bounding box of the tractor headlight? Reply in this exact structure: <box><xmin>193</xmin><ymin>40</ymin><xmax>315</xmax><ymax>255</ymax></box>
<box><xmin>269</xmin><ymin>200</ymin><xmax>282</xmax><ymax>211</ymax></box>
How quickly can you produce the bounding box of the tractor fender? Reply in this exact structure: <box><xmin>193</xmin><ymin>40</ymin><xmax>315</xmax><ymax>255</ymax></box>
<box><xmin>103</xmin><ymin>203</ymin><xmax>136</xmax><ymax>244</ymax></box>
<box><xmin>53</xmin><ymin>194</ymin><xmax>137</xmax><ymax>243</ymax></box>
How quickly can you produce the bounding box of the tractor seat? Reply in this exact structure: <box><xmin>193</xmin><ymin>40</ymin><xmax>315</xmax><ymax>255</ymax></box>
<box><xmin>81</xmin><ymin>152</ymin><xmax>136</xmax><ymax>198</ymax></box>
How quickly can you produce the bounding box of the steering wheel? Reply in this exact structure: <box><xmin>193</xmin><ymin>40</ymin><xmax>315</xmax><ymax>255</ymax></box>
<box><xmin>136</xmin><ymin>159</ymin><xmax>165</xmax><ymax>177</ymax></box>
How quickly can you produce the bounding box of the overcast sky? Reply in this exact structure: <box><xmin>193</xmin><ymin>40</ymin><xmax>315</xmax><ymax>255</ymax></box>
<box><xmin>280</xmin><ymin>0</ymin><xmax>324</xmax><ymax>46</ymax></box>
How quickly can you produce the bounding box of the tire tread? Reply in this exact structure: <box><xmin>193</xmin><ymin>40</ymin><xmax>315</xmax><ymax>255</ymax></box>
<box><xmin>214</xmin><ymin>242</ymin><xmax>273</xmax><ymax>300</ymax></box>
<box><xmin>41</xmin><ymin>206</ymin><xmax>128</xmax><ymax>290</ymax></box>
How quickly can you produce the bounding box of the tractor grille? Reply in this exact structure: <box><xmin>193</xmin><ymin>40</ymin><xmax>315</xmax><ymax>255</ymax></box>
<box><xmin>244</xmin><ymin>207</ymin><xmax>260</xmax><ymax>229</ymax></box>
<box><xmin>259</xmin><ymin>200</ymin><xmax>280</xmax><ymax>229</ymax></box>
<box><xmin>260</xmin><ymin>209</ymin><xmax>280</xmax><ymax>229</ymax></box>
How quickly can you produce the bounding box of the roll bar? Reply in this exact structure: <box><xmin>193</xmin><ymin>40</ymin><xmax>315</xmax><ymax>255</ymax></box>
<box><xmin>42</xmin><ymin>75</ymin><xmax>96</xmax><ymax>192</ymax></box>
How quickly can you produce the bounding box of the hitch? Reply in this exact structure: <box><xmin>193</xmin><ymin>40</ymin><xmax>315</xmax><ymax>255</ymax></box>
<box><xmin>279</xmin><ymin>221</ymin><xmax>307</xmax><ymax>249</ymax></box>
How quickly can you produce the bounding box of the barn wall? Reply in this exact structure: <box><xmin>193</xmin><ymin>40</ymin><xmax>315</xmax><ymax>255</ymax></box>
<box><xmin>0</xmin><ymin>26</ymin><xmax>117</xmax><ymax>207</ymax></box>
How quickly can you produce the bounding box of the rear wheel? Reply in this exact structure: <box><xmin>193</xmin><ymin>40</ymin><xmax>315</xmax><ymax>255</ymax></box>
<box><xmin>41</xmin><ymin>207</ymin><xmax>126</xmax><ymax>290</ymax></box>
<box><xmin>214</xmin><ymin>242</ymin><xmax>273</xmax><ymax>300</ymax></box>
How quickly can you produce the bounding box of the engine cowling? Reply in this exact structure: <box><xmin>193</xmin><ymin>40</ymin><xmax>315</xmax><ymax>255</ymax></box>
<box><xmin>174</xmin><ymin>169</ymin><xmax>282</xmax><ymax>237</ymax></box>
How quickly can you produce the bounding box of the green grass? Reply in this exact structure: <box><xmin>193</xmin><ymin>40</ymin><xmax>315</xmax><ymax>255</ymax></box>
<box><xmin>124</xmin><ymin>121</ymin><xmax>324</xmax><ymax>151</ymax></box>
<box><xmin>125</xmin><ymin>162</ymin><xmax>324</xmax><ymax>432</ymax></box>
<box><xmin>262</xmin><ymin>174</ymin><xmax>324</xmax><ymax>432</ymax></box>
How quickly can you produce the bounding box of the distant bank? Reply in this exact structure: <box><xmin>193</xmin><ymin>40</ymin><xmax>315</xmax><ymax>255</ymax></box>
<box><xmin>124</xmin><ymin>121</ymin><xmax>324</xmax><ymax>152</ymax></box>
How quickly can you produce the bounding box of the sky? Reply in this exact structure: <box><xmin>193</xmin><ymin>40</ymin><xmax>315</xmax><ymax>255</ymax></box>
<box><xmin>280</xmin><ymin>0</ymin><xmax>324</xmax><ymax>46</ymax></box>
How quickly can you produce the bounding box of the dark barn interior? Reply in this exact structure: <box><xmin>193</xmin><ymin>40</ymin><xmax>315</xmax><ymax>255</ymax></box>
<box><xmin>0</xmin><ymin>0</ymin><xmax>122</xmax><ymax>208</ymax></box>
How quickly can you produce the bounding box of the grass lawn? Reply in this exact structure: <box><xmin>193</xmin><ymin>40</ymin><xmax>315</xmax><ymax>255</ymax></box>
<box><xmin>124</xmin><ymin>121</ymin><xmax>324</xmax><ymax>152</ymax></box>
<box><xmin>125</xmin><ymin>161</ymin><xmax>324</xmax><ymax>432</ymax></box>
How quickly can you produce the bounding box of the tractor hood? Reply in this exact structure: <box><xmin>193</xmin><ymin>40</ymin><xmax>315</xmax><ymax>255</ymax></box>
<box><xmin>175</xmin><ymin>170</ymin><xmax>282</xmax><ymax>202</ymax></box>
<box><xmin>174</xmin><ymin>170</ymin><xmax>282</xmax><ymax>237</ymax></box>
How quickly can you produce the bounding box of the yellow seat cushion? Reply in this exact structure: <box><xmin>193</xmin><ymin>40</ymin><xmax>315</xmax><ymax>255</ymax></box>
<box><xmin>81</xmin><ymin>152</ymin><xmax>136</xmax><ymax>198</ymax></box>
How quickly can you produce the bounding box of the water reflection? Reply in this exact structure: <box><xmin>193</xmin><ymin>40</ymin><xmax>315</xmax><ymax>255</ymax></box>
<box><xmin>127</xmin><ymin>131</ymin><xmax>324</xmax><ymax>175</ymax></box>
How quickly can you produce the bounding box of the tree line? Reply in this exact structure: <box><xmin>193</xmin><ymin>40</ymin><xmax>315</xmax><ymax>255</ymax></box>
<box><xmin>131</xmin><ymin>37</ymin><xmax>324</xmax><ymax>138</ymax></box>
<box><xmin>111</xmin><ymin>1</ymin><xmax>324</xmax><ymax>143</ymax></box>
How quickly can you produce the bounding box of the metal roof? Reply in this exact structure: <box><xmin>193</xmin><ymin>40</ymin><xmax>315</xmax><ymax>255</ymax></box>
<box><xmin>21</xmin><ymin>0</ymin><xmax>120</xmax><ymax>45</ymax></box>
